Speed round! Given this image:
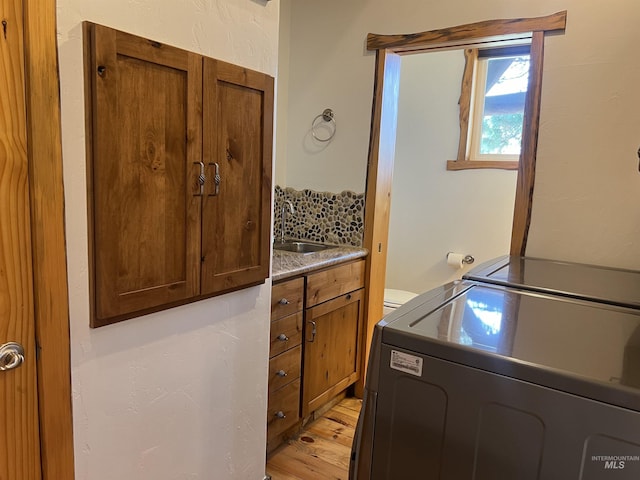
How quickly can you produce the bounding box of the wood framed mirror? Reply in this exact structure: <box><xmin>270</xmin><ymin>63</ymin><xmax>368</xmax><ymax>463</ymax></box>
<box><xmin>358</xmin><ymin>12</ymin><xmax>567</xmax><ymax>392</ymax></box>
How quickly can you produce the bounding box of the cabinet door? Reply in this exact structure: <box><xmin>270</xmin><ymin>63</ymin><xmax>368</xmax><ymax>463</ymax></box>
<box><xmin>201</xmin><ymin>58</ymin><xmax>274</xmax><ymax>295</ymax></box>
<box><xmin>303</xmin><ymin>288</ymin><xmax>364</xmax><ymax>416</ymax></box>
<box><xmin>86</xmin><ymin>24</ymin><xmax>203</xmax><ymax>326</ymax></box>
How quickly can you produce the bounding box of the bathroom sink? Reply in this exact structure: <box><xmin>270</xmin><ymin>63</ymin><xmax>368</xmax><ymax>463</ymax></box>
<box><xmin>273</xmin><ymin>240</ymin><xmax>336</xmax><ymax>254</ymax></box>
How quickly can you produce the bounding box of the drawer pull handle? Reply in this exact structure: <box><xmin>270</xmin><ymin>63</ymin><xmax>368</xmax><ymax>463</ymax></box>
<box><xmin>346</xmin><ymin>293</ymin><xmax>352</xmax><ymax>300</ymax></box>
<box><xmin>276</xmin><ymin>370</ymin><xmax>287</xmax><ymax>377</ymax></box>
<box><xmin>277</xmin><ymin>333</ymin><xmax>289</xmax><ymax>342</ymax></box>
<box><xmin>307</xmin><ymin>321</ymin><xmax>317</xmax><ymax>343</ymax></box>
<box><xmin>275</xmin><ymin>411</ymin><xmax>286</xmax><ymax>419</ymax></box>
<box><xmin>279</xmin><ymin>298</ymin><xmax>290</xmax><ymax>305</ymax></box>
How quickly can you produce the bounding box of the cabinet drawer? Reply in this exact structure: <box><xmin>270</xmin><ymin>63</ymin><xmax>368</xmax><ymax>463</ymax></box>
<box><xmin>270</xmin><ymin>312</ymin><xmax>302</xmax><ymax>358</ymax></box>
<box><xmin>271</xmin><ymin>277</ymin><xmax>304</xmax><ymax>319</ymax></box>
<box><xmin>268</xmin><ymin>345</ymin><xmax>301</xmax><ymax>393</ymax></box>
<box><xmin>267</xmin><ymin>379</ymin><xmax>301</xmax><ymax>442</ymax></box>
<box><xmin>306</xmin><ymin>259</ymin><xmax>365</xmax><ymax>307</ymax></box>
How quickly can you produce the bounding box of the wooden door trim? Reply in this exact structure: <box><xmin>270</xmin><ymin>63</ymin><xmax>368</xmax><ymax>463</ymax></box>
<box><xmin>358</xmin><ymin>13</ymin><xmax>566</xmax><ymax>394</ymax></box>
<box><xmin>510</xmin><ymin>31</ymin><xmax>545</xmax><ymax>256</ymax></box>
<box><xmin>366</xmin><ymin>11</ymin><xmax>566</xmax><ymax>52</ymax></box>
<box><xmin>357</xmin><ymin>49</ymin><xmax>400</xmax><ymax>397</ymax></box>
<box><xmin>23</xmin><ymin>0</ymin><xmax>75</xmax><ymax>478</ymax></box>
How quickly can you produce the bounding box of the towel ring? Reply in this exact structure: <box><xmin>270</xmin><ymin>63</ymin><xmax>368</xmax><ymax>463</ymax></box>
<box><xmin>311</xmin><ymin>108</ymin><xmax>336</xmax><ymax>142</ymax></box>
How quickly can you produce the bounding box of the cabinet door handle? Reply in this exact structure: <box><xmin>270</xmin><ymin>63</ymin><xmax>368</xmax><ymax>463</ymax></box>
<box><xmin>276</xmin><ymin>369</ymin><xmax>287</xmax><ymax>377</ymax></box>
<box><xmin>275</xmin><ymin>411</ymin><xmax>286</xmax><ymax>419</ymax></box>
<box><xmin>193</xmin><ymin>161</ymin><xmax>205</xmax><ymax>196</ymax></box>
<box><xmin>346</xmin><ymin>293</ymin><xmax>352</xmax><ymax>300</ymax></box>
<box><xmin>277</xmin><ymin>333</ymin><xmax>289</xmax><ymax>342</ymax></box>
<box><xmin>208</xmin><ymin>162</ymin><xmax>221</xmax><ymax>196</ymax></box>
<box><xmin>278</xmin><ymin>298</ymin><xmax>290</xmax><ymax>305</ymax></box>
<box><xmin>307</xmin><ymin>320</ymin><xmax>317</xmax><ymax>343</ymax></box>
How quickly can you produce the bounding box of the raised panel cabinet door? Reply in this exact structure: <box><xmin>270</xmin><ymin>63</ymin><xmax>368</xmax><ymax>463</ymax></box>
<box><xmin>303</xmin><ymin>289</ymin><xmax>364</xmax><ymax>416</ymax></box>
<box><xmin>86</xmin><ymin>23</ymin><xmax>203</xmax><ymax>326</ymax></box>
<box><xmin>201</xmin><ymin>58</ymin><xmax>274</xmax><ymax>295</ymax></box>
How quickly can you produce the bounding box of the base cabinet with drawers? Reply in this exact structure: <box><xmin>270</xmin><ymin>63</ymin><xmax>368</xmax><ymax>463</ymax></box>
<box><xmin>267</xmin><ymin>259</ymin><xmax>365</xmax><ymax>453</ymax></box>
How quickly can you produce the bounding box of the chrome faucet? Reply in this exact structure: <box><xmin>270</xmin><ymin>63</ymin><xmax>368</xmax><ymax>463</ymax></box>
<box><xmin>280</xmin><ymin>200</ymin><xmax>295</xmax><ymax>244</ymax></box>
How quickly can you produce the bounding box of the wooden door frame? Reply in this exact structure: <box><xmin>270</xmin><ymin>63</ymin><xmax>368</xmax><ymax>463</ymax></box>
<box><xmin>357</xmin><ymin>12</ymin><xmax>567</xmax><ymax>394</ymax></box>
<box><xmin>23</xmin><ymin>0</ymin><xmax>75</xmax><ymax>478</ymax></box>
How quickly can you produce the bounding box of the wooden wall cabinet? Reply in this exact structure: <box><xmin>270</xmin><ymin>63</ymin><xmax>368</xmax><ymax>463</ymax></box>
<box><xmin>84</xmin><ymin>23</ymin><xmax>273</xmax><ymax>327</ymax></box>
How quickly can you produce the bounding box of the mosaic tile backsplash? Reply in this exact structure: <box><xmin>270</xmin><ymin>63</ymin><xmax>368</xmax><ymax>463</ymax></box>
<box><xmin>274</xmin><ymin>185</ymin><xmax>365</xmax><ymax>247</ymax></box>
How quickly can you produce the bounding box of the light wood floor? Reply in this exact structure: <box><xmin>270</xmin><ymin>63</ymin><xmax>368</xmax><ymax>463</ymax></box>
<box><xmin>266</xmin><ymin>397</ymin><xmax>362</xmax><ymax>480</ymax></box>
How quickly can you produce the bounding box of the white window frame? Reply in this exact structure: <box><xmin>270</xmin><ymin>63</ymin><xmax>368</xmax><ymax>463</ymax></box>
<box><xmin>468</xmin><ymin>54</ymin><xmax>526</xmax><ymax>163</ymax></box>
<box><xmin>447</xmin><ymin>44</ymin><xmax>531</xmax><ymax>171</ymax></box>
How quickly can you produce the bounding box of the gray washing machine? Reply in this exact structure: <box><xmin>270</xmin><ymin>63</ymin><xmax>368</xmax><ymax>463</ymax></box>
<box><xmin>350</xmin><ymin>258</ymin><xmax>640</xmax><ymax>480</ymax></box>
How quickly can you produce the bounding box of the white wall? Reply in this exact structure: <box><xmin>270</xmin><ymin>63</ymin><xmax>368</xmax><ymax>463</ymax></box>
<box><xmin>386</xmin><ymin>51</ymin><xmax>517</xmax><ymax>294</ymax></box>
<box><xmin>524</xmin><ymin>3</ymin><xmax>640</xmax><ymax>268</ymax></box>
<box><xmin>57</xmin><ymin>2</ymin><xmax>278</xmax><ymax>479</ymax></box>
<box><xmin>279</xmin><ymin>1</ymin><xmax>373</xmax><ymax>193</ymax></box>
<box><xmin>283</xmin><ymin>0</ymin><xmax>640</xmax><ymax>270</ymax></box>
<box><xmin>275</xmin><ymin>0</ymin><xmax>291</xmax><ymax>186</ymax></box>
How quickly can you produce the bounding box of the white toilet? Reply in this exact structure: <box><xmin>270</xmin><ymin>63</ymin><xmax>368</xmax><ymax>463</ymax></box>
<box><xmin>383</xmin><ymin>288</ymin><xmax>418</xmax><ymax>316</ymax></box>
